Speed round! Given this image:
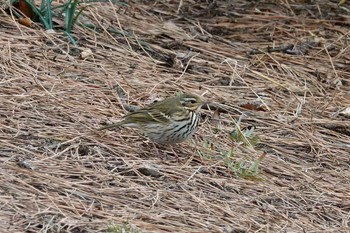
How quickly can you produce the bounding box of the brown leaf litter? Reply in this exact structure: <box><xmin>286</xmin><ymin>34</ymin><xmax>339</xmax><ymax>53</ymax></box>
<box><xmin>0</xmin><ymin>0</ymin><xmax>350</xmax><ymax>232</ymax></box>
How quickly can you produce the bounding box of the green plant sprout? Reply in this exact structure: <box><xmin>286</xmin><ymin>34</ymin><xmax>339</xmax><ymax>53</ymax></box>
<box><xmin>10</xmin><ymin>0</ymin><xmax>128</xmax><ymax>45</ymax></box>
<box><xmin>200</xmin><ymin>115</ymin><xmax>265</xmax><ymax>180</ymax></box>
<box><xmin>230</xmin><ymin>115</ymin><xmax>259</xmax><ymax>147</ymax></box>
<box><xmin>108</xmin><ymin>222</ymin><xmax>141</xmax><ymax>233</ymax></box>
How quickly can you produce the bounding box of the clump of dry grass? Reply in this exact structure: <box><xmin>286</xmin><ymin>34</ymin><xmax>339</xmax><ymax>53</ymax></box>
<box><xmin>1</xmin><ymin>1</ymin><xmax>350</xmax><ymax>232</ymax></box>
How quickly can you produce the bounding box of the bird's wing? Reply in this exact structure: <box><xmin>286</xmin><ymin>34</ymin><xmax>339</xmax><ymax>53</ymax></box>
<box><xmin>124</xmin><ymin>109</ymin><xmax>170</xmax><ymax>124</ymax></box>
<box><xmin>148</xmin><ymin>110</ymin><xmax>171</xmax><ymax>123</ymax></box>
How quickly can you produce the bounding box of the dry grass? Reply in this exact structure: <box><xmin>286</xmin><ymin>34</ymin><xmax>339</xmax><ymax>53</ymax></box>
<box><xmin>1</xmin><ymin>0</ymin><xmax>350</xmax><ymax>232</ymax></box>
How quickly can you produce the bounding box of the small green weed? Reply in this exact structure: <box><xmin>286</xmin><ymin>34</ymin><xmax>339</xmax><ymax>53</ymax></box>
<box><xmin>107</xmin><ymin>222</ymin><xmax>141</xmax><ymax>233</ymax></box>
<box><xmin>229</xmin><ymin>152</ymin><xmax>266</xmax><ymax>180</ymax></box>
<box><xmin>201</xmin><ymin>115</ymin><xmax>265</xmax><ymax>180</ymax></box>
<box><xmin>10</xmin><ymin>0</ymin><xmax>128</xmax><ymax>45</ymax></box>
<box><xmin>230</xmin><ymin>115</ymin><xmax>259</xmax><ymax>147</ymax></box>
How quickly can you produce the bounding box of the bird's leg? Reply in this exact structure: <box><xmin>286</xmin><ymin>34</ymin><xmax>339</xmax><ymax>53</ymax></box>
<box><xmin>151</xmin><ymin>143</ymin><xmax>179</xmax><ymax>162</ymax></box>
<box><xmin>150</xmin><ymin>141</ymin><xmax>163</xmax><ymax>161</ymax></box>
<box><xmin>169</xmin><ymin>145</ymin><xmax>180</xmax><ymax>162</ymax></box>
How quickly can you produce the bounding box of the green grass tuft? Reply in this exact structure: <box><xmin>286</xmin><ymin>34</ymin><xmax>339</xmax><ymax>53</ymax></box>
<box><xmin>200</xmin><ymin>115</ymin><xmax>265</xmax><ymax>180</ymax></box>
<box><xmin>107</xmin><ymin>223</ymin><xmax>141</xmax><ymax>233</ymax></box>
<box><xmin>10</xmin><ymin>0</ymin><xmax>128</xmax><ymax>45</ymax></box>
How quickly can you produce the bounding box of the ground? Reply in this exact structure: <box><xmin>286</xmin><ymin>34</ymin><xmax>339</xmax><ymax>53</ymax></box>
<box><xmin>1</xmin><ymin>0</ymin><xmax>350</xmax><ymax>232</ymax></box>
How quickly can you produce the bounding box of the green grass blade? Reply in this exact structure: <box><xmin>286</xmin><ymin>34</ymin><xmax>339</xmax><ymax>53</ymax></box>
<box><xmin>64</xmin><ymin>31</ymin><xmax>77</xmax><ymax>46</ymax></box>
<box><xmin>22</xmin><ymin>0</ymin><xmax>50</xmax><ymax>29</ymax></box>
<box><xmin>72</xmin><ymin>6</ymin><xmax>88</xmax><ymax>26</ymax></box>
<box><xmin>44</xmin><ymin>0</ymin><xmax>53</xmax><ymax>29</ymax></box>
<box><xmin>64</xmin><ymin>0</ymin><xmax>73</xmax><ymax>33</ymax></box>
<box><xmin>39</xmin><ymin>0</ymin><xmax>45</xmax><ymax>11</ymax></box>
<box><xmin>65</xmin><ymin>0</ymin><xmax>79</xmax><ymax>33</ymax></box>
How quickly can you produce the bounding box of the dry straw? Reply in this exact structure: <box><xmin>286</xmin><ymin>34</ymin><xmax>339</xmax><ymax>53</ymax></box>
<box><xmin>0</xmin><ymin>1</ymin><xmax>350</xmax><ymax>232</ymax></box>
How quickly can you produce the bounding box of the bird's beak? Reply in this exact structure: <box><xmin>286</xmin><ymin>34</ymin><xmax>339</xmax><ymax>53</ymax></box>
<box><xmin>198</xmin><ymin>101</ymin><xmax>210</xmax><ymax>111</ymax></box>
<box><xmin>201</xmin><ymin>101</ymin><xmax>210</xmax><ymax>106</ymax></box>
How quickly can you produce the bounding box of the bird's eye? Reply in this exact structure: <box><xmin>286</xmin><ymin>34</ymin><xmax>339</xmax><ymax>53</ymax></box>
<box><xmin>190</xmin><ymin>99</ymin><xmax>196</xmax><ymax>104</ymax></box>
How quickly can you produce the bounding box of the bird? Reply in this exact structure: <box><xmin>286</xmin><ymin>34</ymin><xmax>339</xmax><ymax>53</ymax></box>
<box><xmin>99</xmin><ymin>93</ymin><xmax>205</xmax><ymax>144</ymax></box>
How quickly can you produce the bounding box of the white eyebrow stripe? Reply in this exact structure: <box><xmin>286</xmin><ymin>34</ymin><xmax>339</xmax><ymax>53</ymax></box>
<box><xmin>183</xmin><ymin>98</ymin><xmax>196</xmax><ymax>101</ymax></box>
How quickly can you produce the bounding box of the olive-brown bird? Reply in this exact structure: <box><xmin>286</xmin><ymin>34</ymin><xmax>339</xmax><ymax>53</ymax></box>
<box><xmin>99</xmin><ymin>93</ymin><xmax>204</xmax><ymax>144</ymax></box>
